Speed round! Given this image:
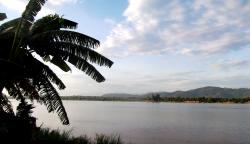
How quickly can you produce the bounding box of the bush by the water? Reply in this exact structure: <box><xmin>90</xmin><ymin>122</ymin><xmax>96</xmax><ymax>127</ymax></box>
<box><xmin>32</xmin><ymin>128</ymin><xmax>123</xmax><ymax>144</ymax></box>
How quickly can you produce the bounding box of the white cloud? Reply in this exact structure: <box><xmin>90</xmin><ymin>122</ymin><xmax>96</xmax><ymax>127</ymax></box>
<box><xmin>100</xmin><ymin>0</ymin><xmax>250</xmax><ymax>57</ymax></box>
<box><xmin>0</xmin><ymin>0</ymin><xmax>26</xmax><ymax>12</ymax></box>
<box><xmin>48</xmin><ymin>0</ymin><xmax>78</xmax><ymax>6</ymax></box>
<box><xmin>0</xmin><ymin>0</ymin><xmax>79</xmax><ymax>18</ymax></box>
<box><xmin>0</xmin><ymin>0</ymin><xmax>54</xmax><ymax>17</ymax></box>
<box><xmin>212</xmin><ymin>59</ymin><xmax>250</xmax><ymax>71</ymax></box>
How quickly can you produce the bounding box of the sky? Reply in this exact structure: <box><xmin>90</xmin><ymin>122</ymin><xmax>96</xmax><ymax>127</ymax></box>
<box><xmin>1</xmin><ymin>0</ymin><xmax>250</xmax><ymax>96</ymax></box>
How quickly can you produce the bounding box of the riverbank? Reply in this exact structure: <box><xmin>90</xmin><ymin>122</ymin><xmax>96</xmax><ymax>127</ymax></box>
<box><xmin>31</xmin><ymin>128</ymin><xmax>124</xmax><ymax>144</ymax></box>
<box><xmin>61</xmin><ymin>96</ymin><xmax>250</xmax><ymax>104</ymax></box>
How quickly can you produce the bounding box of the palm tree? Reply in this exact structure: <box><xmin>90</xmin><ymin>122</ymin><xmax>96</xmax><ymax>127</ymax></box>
<box><xmin>0</xmin><ymin>0</ymin><xmax>113</xmax><ymax>125</ymax></box>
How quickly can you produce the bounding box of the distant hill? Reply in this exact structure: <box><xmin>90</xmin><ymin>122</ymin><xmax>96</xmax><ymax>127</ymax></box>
<box><xmin>102</xmin><ymin>86</ymin><xmax>250</xmax><ymax>98</ymax></box>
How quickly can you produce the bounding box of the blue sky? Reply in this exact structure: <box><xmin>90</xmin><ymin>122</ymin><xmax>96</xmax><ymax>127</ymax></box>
<box><xmin>1</xmin><ymin>0</ymin><xmax>250</xmax><ymax>96</ymax></box>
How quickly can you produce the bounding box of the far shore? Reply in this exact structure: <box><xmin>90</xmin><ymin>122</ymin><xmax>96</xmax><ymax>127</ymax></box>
<box><xmin>8</xmin><ymin>96</ymin><xmax>250</xmax><ymax>104</ymax></box>
<box><xmin>60</xmin><ymin>96</ymin><xmax>250</xmax><ymax>104</ymax></box>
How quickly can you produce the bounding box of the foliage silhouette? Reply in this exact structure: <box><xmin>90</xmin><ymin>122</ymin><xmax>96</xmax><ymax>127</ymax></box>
<box><xmin>151</xmin><ymin>93</ymin><xmax>161</xmax><ymax>102</ymax></box>
<box><xmin>0</xmin><ymin>100</ymin><xmax>36</xmax><ymax>144</ymax></box>
<box><xmin>62</xmin><ymin>95</ymin><xmax>250</xmax><ymax>103</ymax></box>
<box><xmin>0</xmin><ymin>13</ymin><xmax>6</xmax><ymax>21</ymax></box>
<box><xmin>0</xmin><ymin>0</ymin><xmax>113</xmax><ymax>125</ymax></box>
<box><xmin>33</xmin><ymin>128</ymin><xmax>124</xmax><ymax>144</ymax></box>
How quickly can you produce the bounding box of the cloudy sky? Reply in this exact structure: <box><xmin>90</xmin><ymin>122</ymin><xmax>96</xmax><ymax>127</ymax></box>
<box><xmin>1</xmin><ymin>0</ymin><xmax>250</xmax><ymax>96</ymax></box>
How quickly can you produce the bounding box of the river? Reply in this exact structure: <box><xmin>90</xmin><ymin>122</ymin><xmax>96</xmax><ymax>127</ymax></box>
<box><xmin>12</xmin><ymin>100</ymin><xmax>250</xmax><ymax>144</ymax></box>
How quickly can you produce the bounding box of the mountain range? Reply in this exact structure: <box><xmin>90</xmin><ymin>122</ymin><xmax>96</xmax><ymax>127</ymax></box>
<box><xmin>102</xmin><ymin>86</ymin><xmax>250</xmax><ymax>98</ymax></box>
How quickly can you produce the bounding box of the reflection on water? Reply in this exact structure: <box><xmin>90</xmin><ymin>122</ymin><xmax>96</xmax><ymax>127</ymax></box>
<box><xmin>11</xmin><ymin>100</ymin><xmax>250</xmax><ymax>144</ymax></box>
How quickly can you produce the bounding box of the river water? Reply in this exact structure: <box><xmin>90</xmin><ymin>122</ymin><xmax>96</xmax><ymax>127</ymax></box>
<box><xmin>12</xmin><ymin>100</ymin><xmax>250</xmax><ymax>144</ymax></box>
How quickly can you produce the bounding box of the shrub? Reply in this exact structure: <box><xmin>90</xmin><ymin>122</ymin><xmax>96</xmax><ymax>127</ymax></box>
<box><xmin>31</xmin><ymin>128</ymin><xmax>124</xmax><ymax>144</ymax></box>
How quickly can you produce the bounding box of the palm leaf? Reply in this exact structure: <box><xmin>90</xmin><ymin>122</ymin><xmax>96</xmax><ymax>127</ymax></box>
<box><xmin>10</xmin><ymin>0</ymin><xmax>47</xmax><ymax>59</ymax></box>
<box><xmin>16</xmin><ymin>98</ymin><xmax>35</xmax><ymax>118</ymax></box>
<box><xmin>0</xmin><ymin>93</ymin><xmax>14</xmax><ymax>115</ymax></box>
<box><xmin>17</xmin><ymin>79</ymin><xmax>41</xmax><ymax>101</ymax></box>
<box><xmin>33</xmin><ymin>76</ymin><xmax>69</xmax><ymax>125</ymax></box>
<box><xmin>5</xmin><ymin>82</ymin><xmax>24</xmax><ymax>100</ymax></box>
<box><xmin>21</xmin><ymin>0</ymin><xmax>47</xmax><ymax>27</ymax></box>
<box><xmin>32</xmin><ymin>30</ymin><xmax>100</xmax><ymax>48</ymax></box>
<box><xmin>0</xmin><ymin>13</ymin><xmax>7</xmax><ymax>21</ymax></box>
<box><xmin>30</xmin><ymin>42</ymin><xmax>113</xmax><ymax>67</ymax></box>
<box><xmin>25</xmin><ymin>55</ymin><xmax>66</xmax><ymax>89</ymax></box>
<box><xmin>51</xmin><ymin>56</ymin><xmax>71</xmax><ymax>72</ymax></box>
<box><xmin>68</xmin><ymin>55</ymin><xmax>106</xmax><ymax>82</ymax></box>
<box><xmin>4</xmin><ymin>74</ymin><xmax>69</xmax><ymax>125</ymax></box>
<box><xmin>0</xmin><ymin>18</ymin><xmax>20</xmax><ymax>31</ymax></box>
<box><xmin>31</xmin><ymin>14</ymin><xmax>77</xmax><ymax>35</ymax></box>
<box><xmin>29</xmin><ymin>44</ymin><xmax>106</xmax><ymax>82</ymax></box>
<box><xmin>0</xmin><ymin>59</ymin><xmax>28</xmax><ymax>80</ymax></box>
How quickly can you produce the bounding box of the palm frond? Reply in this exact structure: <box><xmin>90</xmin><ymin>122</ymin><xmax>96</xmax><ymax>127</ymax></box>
<box><xmin>0</xmin><ymin>93</ymin><xmax>14</xmax><ymax>115</ymax></box>
<box><xmin>31</xmin><ymin>14</ymin><xmax>77</xmax><ymax>35</ymax></box>
<box><xmin>33</xmin><ymin>76</ymin><xmax>69</xmax><ymax>125</ymax></box>
<box><xmin>30</xmin><ymin>42</ymin><xmax>113</xmax><ymax>67</ymax></box>
<box><xmin>16</xmin><ymin>98</ymin><xmax>34</xmax><ymax>119</ymax></box>
<box><xmin>5</xmin><ymin>82</ymin><xmax>24</xmax><ymax>100</ymax></box>
<box><xmin>10</xmin><ymin>0</ymin><xmax>47</xmax><ymax>58</ymax></box>
<box><xmin>17</xmin><ymin>79</ymin><xmax>41</xmax><ymax>101</ymax></box>
<box><xmin>0</xmin><ymin>27</ymin><xmax>15</xmax><ymax>40</ymax></box>
<box><xmin>29</xmin><ymin>43</ymin><xmax>108</xmax><ymax>82</ymax></box>
<box><xmin>51</xmin><ymin>56</ymin><xmax>71</xmax><ymax>72</ymax></box>
<box><xmin>68</xmin><ymin>55</ymin><xmax>106</xmax><ymax>82</ymax></box>
<box><xmin>32</xmin><ymin>30</ymin><xmax>100</xmax><ymax>48</ymax></box>
<box><xmin>21</xmin><ymin>0</ymin><xmax>47</xmax><ymax>24</ymax></box>
<box><xmin>25</xmin><ymin>55</ymin><xmax>66</xmax><ymax>89</ymax></box>
<box><xmin>0</xmin><ymin>18</ymin><xmax>20</xmax><ymax>31</ymax></box>
<box><xmin>0</xmin><ymin>13</ymin><xmax>7</xmax><ymax>21</ymax></box>
<box><xmin>13</xmin><ymin>0</ymin><xmax>47</xmax><ymax>37</ymax></box>
<box><xmin>0</xmin><ymin>58</ymin><xmax>28</xmax><ymax>80</ymax></box>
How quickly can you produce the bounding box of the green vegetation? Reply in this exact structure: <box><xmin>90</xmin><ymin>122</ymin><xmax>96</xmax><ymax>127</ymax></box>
<box><xmin>62</xmin><ymin>95</ymin><xmax>250</xmax><ymax>104</ymax></box>
<box><xmin>0</xmin><ymin>99</ymin><xmax>36</xmax><ymax>143</ymax></box>
<box><xmin>0</xmin><ymin>126</ymin><xmax>123</xmax><ymax>144</ymax></box>
<box><xmin>156</xmin><ymin>97</ymin><xmax>250</xmax><ymax>103</ymax></box>
<box><xmin>146</xmin><ymin>92</ymin><xmax>250</xmax><ymax>103</ymax></box>
<box><xmin>62</xmin><ymin>96</ymin><xmax>145</xmax><ymax>102</ymax></box>
<box><xmin>32</xmin><ymin>128</ymin><xmax>124</xmax><ymax>144</ymax></box>
<box><xmin>151</xmin><ymin>94</ymin><xmax>161</xmax><ymax>102</ymax></box>
<box><xmin>0</xmin><ymin>13</ymin><xmax>6</xmax><ymax>21</ymax></box>
<box><xmin>33</xmin><ymin>128</ymin><xmax>90</xmax><ymax>144</ymax></box>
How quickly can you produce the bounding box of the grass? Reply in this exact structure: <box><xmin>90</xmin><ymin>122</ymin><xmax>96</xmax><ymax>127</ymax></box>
<box><xmin>32</xmin><ymin>128</ymin><xmax>124</xmax><ymax>144</ymax></box>
<box><xmin>95</xmin><ymin>134</ymin><xmax>122</xmax><ymax>144</ymax></box>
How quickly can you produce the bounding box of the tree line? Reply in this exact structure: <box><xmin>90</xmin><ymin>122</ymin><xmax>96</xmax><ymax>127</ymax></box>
<box><xmin>146</xmin><ymin>95</ymin><xmax>250</xmax><ymax>103</ymax></box>
<box><xmin>62</xmin><ymin>95</ymin><xmax>250</xmax><ymax>104</ymax></box>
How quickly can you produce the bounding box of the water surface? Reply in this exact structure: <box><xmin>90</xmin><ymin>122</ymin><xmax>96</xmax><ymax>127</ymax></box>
<box><xmin>14</xmin><ymin>101</ymin><xmax>250</xmax><ymax>144</ymax></box>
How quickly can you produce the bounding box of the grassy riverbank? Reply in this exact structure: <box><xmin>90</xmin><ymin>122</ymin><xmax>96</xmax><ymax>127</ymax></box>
<box><xmin>29</xmin><ymin>128</ymin><xmax>124</xmax><ymax>144</ymax></box>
